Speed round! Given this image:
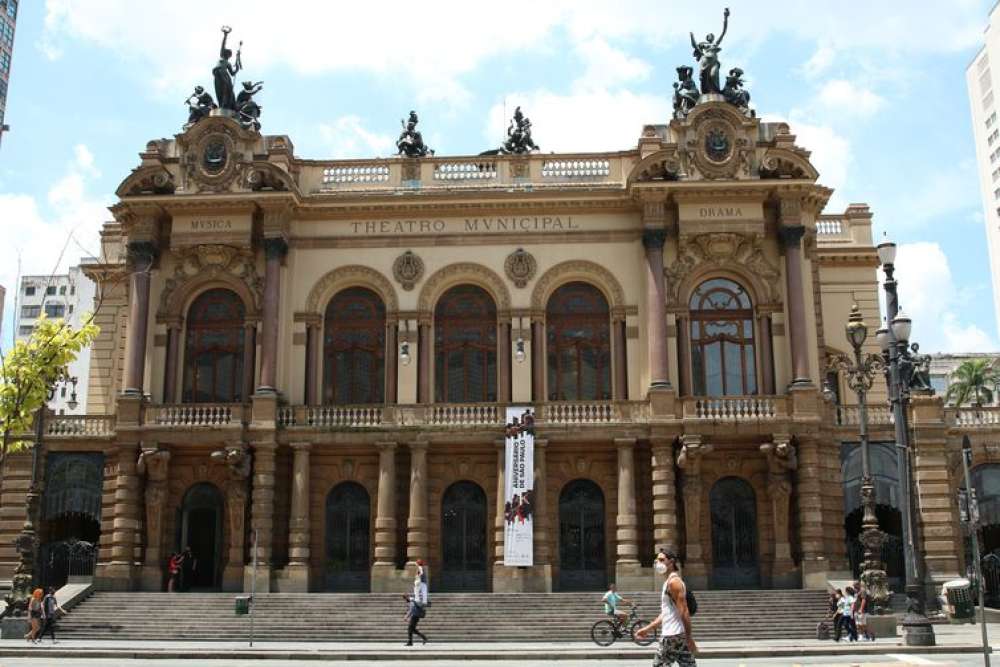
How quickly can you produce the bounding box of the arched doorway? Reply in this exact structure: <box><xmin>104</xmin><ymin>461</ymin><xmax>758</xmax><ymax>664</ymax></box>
<box><xmin>177</xmin><ymin>482</ymin><xmax>224</xmax><ymax>590</ymax></box>
<box><xmin>969</xmin><ymin>464</ymin><xmax>1000</xmax><ymax>605</ymax></box>
<box><xmin>440</xmin><ymin>481</ymin><xmax>488</xmax><ymax>591</ymax></box>
<box><xmin>710</xmin><ymin>477</ymin><xmax>760</xmax><ymax>589</ymax></box>
<box><xmin>39</xmin><ymin>453</ymin><xmax>103</xmax><ymax>589</ymax></box>
<box><xmin>325</xmin><ymin>482</ymin><xmax>371</xmax><ymax>591</ymax></box>
<box><xmin>841</xmin><ymin>442</ymin><xmax>904</xmax><ymax>591</ymax></box>
<box><xmin>558</xmin><ymin>479</ymin><xmax>606</xmax><ymax>591</ymax></box>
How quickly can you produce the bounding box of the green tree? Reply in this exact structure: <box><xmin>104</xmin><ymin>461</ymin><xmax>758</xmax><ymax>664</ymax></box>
<box><xmin>944</xmin><ymin>358</ymin><xmax>1000</xmax><ymax>407</ymax></box>
<box><xmin>0</xmin><ymin>314</ymin><xmax>100</xmax><ymax>461</ymax></box>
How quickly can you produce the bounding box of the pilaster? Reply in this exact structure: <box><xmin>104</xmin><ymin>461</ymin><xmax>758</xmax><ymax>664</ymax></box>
<box><xmin>677</xmin><ymin>434</ymin><xmax>712</xmax><ymax>589</ymax></box>
<box><xmin>283</xmin><ymin>441</ymin><xmax>311</xmax><ymax>592</ymax></box>
<box><xmin>406</xmin><ymin>442</ymin><xmax>429</xmax><ymax>563</ymax></box>
<box><xmin>139</xmin><ymin>448</ymin><xmax>170</xmax><ymax>591</ymax></box>
<box><xmin>246</xmin><ymin>441</ymin><xmax>277</xmax><ymax>592</ymax></box>
<box><xmin>615</xmin><ymin>437</ymin><xmax>644</xmax><ymax>589</ymax></box>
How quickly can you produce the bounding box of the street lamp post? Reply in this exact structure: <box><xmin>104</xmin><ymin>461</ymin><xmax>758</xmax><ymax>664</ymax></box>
<box><xmin>826</xmin><ymin>304</ymin><xmax>891</xmax><ymax>612</ymax></box>
<box><xmin>6</xmin><ymin>374</ymin><xmax>78</xmax><ymax>615</ymax></box>
<box><xmin>876</xmin><ymin>238</ymin><xmax>935</xmax><ymax>646</ymax></box>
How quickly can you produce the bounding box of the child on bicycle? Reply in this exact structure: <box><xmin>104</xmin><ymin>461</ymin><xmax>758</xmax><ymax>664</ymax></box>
<box><xmin>603</xmin><ymin>582</ymin><xmax>632</xmax><ymax>626</ymax></box>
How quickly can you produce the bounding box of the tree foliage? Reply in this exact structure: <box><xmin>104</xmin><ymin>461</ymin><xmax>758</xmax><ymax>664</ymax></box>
<box><xmin>944</xmin><ymin>358</ymin><xmax>999</xmax><ymax>408</ymax></box>
<box><xmin>0</xmin><ymin>314</ymin><xmax>100</xmax><ymax>452</ymax></box>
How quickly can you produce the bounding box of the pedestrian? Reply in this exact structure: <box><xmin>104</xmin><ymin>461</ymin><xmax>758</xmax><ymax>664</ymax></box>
<box><xmin>180</xmin><ymin>546</ymin><xmax>196</xmax><ymax>591</ymax></box>
<box><xmin>403</xmin><ymin>592</ymin><xmax>428</xmax><ymax>646</ymax></box>
<box><xmin>854</xmin><ymin>583</ymin><xmax>874</xmax><ymax>641</ymax></box>
<box><xmin>24</xmin><ymin>588</ymin><xmax>43</xmax><ymax>643</ymax></box>
<box><xmin>837</xmin><ymin>586</ymin><xmax>858</xmax><ymax>642</ymax></box>
<box><xmin>636</xmin><ymin>550</ymin><xmax>696</xmax><ymax>666</ymax></box>
<box><xmin>167</xmin><ymin>552</ymin><xmax>182</xmax><ymax>592</ymax></box>
<box><xmin>831</xmin><ymin>589</ymin><xmax>844</xmax><ymax>641</ymax></box>
<box><xmin>414</xmin><ymin>559</ymin><xmax>429</xmax><ymax>605</ymax></box>
<box><xmin>39</xmin><ymin>587</ymin><xmax>65</xmax><ymax>644</ymax></box>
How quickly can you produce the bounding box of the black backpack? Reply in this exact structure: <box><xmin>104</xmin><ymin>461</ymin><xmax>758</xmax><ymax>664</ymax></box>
<box><xmin>686</xmin><ymin>588</ymin><xmax>698</xmax><ymax>616</ymax></box>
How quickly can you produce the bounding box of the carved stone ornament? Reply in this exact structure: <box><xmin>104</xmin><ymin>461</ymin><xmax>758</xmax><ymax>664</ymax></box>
<box><xmin>664</xmin><ymin>232</ymin><xmax>781</xmax><ymax>306</ymax></box>
<box><xmin>511</xmin><ymin>157</ymin><xmax>530</xmax><ymax>179</ymax></box>
<box><xmin>178</xmin><ymin>116</ymin><xmax>254</xmax><ymax>193</ymax></box>
<box><xmin>504</xmin><ymin>248</ymin><xmax>537</xmax><ymax>288</ymax></box>
<box><xmin>116</xmin><ymin>166</ymin><xmax>176</xmax><ymax>198</ymax></box>
<box><xmin>158</xmin><ymin>243</ymin><xmax>263</xmax><ymax>315</ymax></box>
<box><xmin>401</xmin><ymin>160</ymin><xmax>420</xmax><ymax>182</ymax></box>
<box><xmin>392</xmin><ymin>250</ymin><xmax>425</xmax><ymax>291</ymax></box>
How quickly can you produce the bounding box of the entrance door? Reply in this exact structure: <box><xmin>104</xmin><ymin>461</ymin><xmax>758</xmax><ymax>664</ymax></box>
<box><xmin>325</xmin><ymin>482</ymin><xmax>371</xmax><ymax>591</ymax></box>
<box><xmin>710</xmin><ymin>477</ymin><xmax>760</xmax><ymax>589</ymax></box>
<box><xmin>179</xmin><ymin>482</ymin><xmax>224</xmax><ymax>590</ymax></box>
<box><xmin>558</xmin><ymin>479</ymin><xmax>606</xmax><ymax>591</ymax></box>
<box><xmin>39</xmin><ymin>453</ymin><xmax>103</xmax><ymax>589</ymax></box>
<box><xmin>440</xmin><ymin>481</ymin><xmax>488</xmax><ymax>591</ymax></box>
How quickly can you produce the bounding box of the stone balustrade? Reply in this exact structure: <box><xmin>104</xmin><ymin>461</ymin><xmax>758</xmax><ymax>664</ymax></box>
<box><xmin>45</xmin><ymin>415</ymin><xmax>116</xmax><ymax>437</ymax></box>
<box><xmin>428</xmin><ymin>403</ymin><xmax>502</xmax><ymax>426</ymax></box>
<box><xmin>835</xmin><ymin>404</ymin><xmax>894</xmax><ymax>426</ymax></box>
<box><xmin>433</xmin><ymin>161</ymin><xmax>497</xmax><ymax>181</ymax></box>
<box><xmin>686</xmin><ymin>396</ymin><xmax>785</xmax><ymax>421</ymax></box>
<box><xmin>541</xmin><ymin>401</ymin><xmax>617</xmax><ymax>424</ymax></box>
<box><xmin>950</xmin><ymin>407</ymin><xmax>1000</xmax><ymax>427</ymax></box>
<box><xmin>145</xmin><ymin>404</ymin><xmax>243</xmax><ymax>427</ymax></box>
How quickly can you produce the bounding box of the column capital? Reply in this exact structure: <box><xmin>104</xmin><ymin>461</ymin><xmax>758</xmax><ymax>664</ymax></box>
<box><xmin>127</xmin><ymin>240</ymin><xmax>158</xmax><ymax>271</ymax></box>
<box><xmin>289</xmin><ymin>441</ymin><xmax>312</xmax><ymax>452</ymax></box>
<box><xmin>375</xmin><ymin>441</ymin><xmax>397</xmax><ymax>453</ymax></box>
<box><xmin>778</xmin><ymin>224</ymin><xmax>806</xmax><ymax>248</ymax></box>
<box><xmin>642</xmin><ymin>228</ymin><xmax>668</xmax><ymax>250</ymax></box>
<box><xmin>614</xmin><ymin>437</ymin><xmax>637</xmax><ymax>449</ymax></box>
<box><xmin>408</xmin><ymin>441</ymin><xmax>428</xmax><ymax>453</ymax></box>
<box><xmin>263</xmin><ymin>236</ymin><xmax>289</xmax><ymax>260</ymax></box>
<box><xmin>534</xmin><ymin>438</ymin><xmax>548</xmax><ymax>449</ymax></box>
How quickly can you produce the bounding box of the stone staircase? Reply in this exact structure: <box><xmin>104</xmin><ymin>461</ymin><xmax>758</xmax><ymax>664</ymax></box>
<box><xmin>57</xmin><ymin>589</ymin><xmax>829</xmax><ymax>642</ymax></box>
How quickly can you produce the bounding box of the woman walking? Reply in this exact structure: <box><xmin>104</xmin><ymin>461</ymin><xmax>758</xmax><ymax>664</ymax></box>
<box><xmin>24</xmin><ymin>588</ymin><xmax>43</xmax><ymax>643</ymax></box>
<box><xmin>403</xmin><ymin>561</ymin><xmax>429</xmax><ymax>646</ymax></box>
<box><xmin>39</xmin><ymin>587</ymin><xmax>66</xmax><ymax>644</ymax></box>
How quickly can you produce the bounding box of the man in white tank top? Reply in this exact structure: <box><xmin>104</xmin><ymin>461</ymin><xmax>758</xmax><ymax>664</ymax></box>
<box><xmin>636</xmin><ymin>551</ymin><xmax>696</xmax><ymax>666</ymax></box>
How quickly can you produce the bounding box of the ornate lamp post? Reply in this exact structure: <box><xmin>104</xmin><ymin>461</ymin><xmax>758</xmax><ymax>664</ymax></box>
<box><xmin>826</xmin><ymin>305</ymin><xmax>890</xmax><ymax>611</ymax></box>
<box><xmin>876</xmin><ymin>238</ymin><xmax>936</xmax><ymax>645</ymax></box>
<box><xmin>7</xmin><ymin>374</ymin><xmax>78</xmax><ymax>615</ymax></box>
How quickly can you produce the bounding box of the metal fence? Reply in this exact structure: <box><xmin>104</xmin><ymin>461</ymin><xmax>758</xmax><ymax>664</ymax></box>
<box><xmin>38</xmin><ymin>539</ymin><xmax>98</xmax><ymax>589</ymax></box>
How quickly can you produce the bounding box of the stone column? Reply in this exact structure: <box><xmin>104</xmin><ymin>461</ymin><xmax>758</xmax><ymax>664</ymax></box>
<box><xmin>242</xmin><ymin>322</ymin><xmax>256</xmax><ymax>401</ymax></box>
<box><xmin>533</xmin><ymin>438</ymin><xmax>551</xmax><ymax>590</ymax></box>
<box><xmin>139</xmin><ymin>448</ymin><xmax>170</xmax><ymax>590</ymax></box>
<box><xmin>778</xmin><ymin>212</ymin><xmax>810</xmax><ymax>386</ymax></box>
<box><xmin>247</xmin><ymin>442</ymin><xmax>276</xmax><ymax>591</ymax></box>
<box><xmin>613</xmin><ymin>318</ymin><xmax>628</xmax><ymax>400</ymax></box>
<box><xmin>615</xmin><ymin>438</ymin><xmax>642</xmax><ymax>588</ymax></box>
<box><xmin>531</xmin><ymin>318</ymin><xmax>545</xmax><ymax>401</ymax></box>
<box><xmin>162</xmin><ymin>321</ymin><xmax>182</xmax><ymax>403</ymax></box>
<box><xmin>123</xmin><ymin>242</ymin><xmax>157</xmax><ymax>396</ymax></box>
<box><xmin>761</xmin><ymin>435</ymin><xmax>797</xmax><ymax>588</ymax></box>
<box><xmin>221</xmin><ymin>445</ymin><xmax>251</xmax><ymax>592</ymax></box>
<box><xmin>676</xmin><ymin>314</ymin><xmax>690</xmax><ymax>396</ymax></box>
<box><xmin>677</xmin><ymin>435</ymin><xmax>712</xmax><ymax>589</ymax></box>
<box><xmin>304</xmin><ymin>320</ymin><xmax>321</xmax><ymax>405</ymax></box>
<box><xmin>643</xmin><ymin>228</ymin><xmax>670</xmax><ymax>389</ymax></box>
<box><xmin>103</xmin><ymin>441</ymin><xmax>142</xmax><ymax>589</ymax></box>
<box><xmin>651</xmin><ymin>437</ymin><xmax>679</xmax><ymax>557</ymax></box>
<box><xmin>258</xmin><ymin>238</ymin><xmax>287</xmax><ymax>394</ymax></box>
<box><xmin>406</xmin><ymin>442</ymin><xmax>429</xmax><ymax>563</ymax></box>
<box><xmin>795</xmin><ymin>436</ymin><xmax>830</xmax><ymax>588</ymax></box>
<box><xmin>385</xmin><ymin>321</ymin><xmax>398</xmax><ymax>404</ymax></box>
<box><xmin>498</xmin><ymin>322</ymin><xmax>512</xmax><ymax>403</ymax></box>
<box><xmin>417</xmin><ymin>321</ymin><xmax>431</xmax><ymax>404</ymax></box>
<box><xmin>758</xmin><ymin>312</ymin><xmax>776</xmax><ymax>395</ymax></box>
<box><xmin>285</xmin><ymin>442</ymin><xmax>311</xmax><ymax>591</ymax></box>
<box><xmin>493</xmin><ymin>440</ymin><xmax>506</xmax><ymax>570</ymax></box>
<box><xmin>372</xmin><ymin>441</ymin><xmax>399</xmax><ymax>591</ymax></box>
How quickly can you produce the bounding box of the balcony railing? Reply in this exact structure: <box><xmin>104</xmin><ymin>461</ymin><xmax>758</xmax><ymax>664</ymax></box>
<box><xmin>835</xmin><ymin>405</ymin><xmax>894</xmax><ymax>426</ymax></box>
<box><xmin>684</xmin><ymin>396</ymin><xmax>786</xmax><ymax>421</ymax></box>
<box><xmin>145</xmin><ymin>404</ymin><xmax>244</xmax><ymax>427</ymax></box>
<box><xmin>428</xmin><ymin>403</ymin><xmax>502</xmax><ymax>426</ymax></box>
<box><xmin>951</xmin><ymin>407</ymin><xmax>1000</xmax><ymax>427</ymax></box>
<box><xmin>45</xmin><ymin>415</ymin><xmax>116</xmax><ymax>437</ymax></box>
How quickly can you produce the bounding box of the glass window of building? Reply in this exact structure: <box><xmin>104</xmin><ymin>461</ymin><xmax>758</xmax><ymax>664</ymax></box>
<box><xmin>45</xmin><ymin>285</ymin><xmax>56</xmax><ymax>295</ymax></box>
<box><xmin>689</xmin><ymin>278</ymin><xmax>757</xmax><ymax>396</ymax></box>
<box><xmin>23</xmin><ymin>285</ymin><xmax>34</xmax><ymax>296</ymax></box>
<box><xmin>434</xmin><ymin>284</ymin><xmax>497</xmax><ymax>403</ymax></box>
<box><xmin>17</xmin><ymin>325</ymin><xmax>32</xmax><ymax>336</ymax></box>
<box><xmin>545</xmin><ymin>282</ymin><xmax>611</xmax><ymax>401</ymax></box>
<box><xmin>182</xmin><ymin>288</ymin><xmax>246</xmax><ymax>403</ymax></box>
<box><xmin>323</xmin><ymin>287</ymin><xmax>385</xmax><ymax>405</ymax></box>
<box><xmin>20</xmin><ymin>305</ymin><xmax>39</xmax><ymax>318</ymax></box>
<box><xmin>44</xmin><ymin>304</ymin><xmax>65</xmax><ymax>318</ymax></box>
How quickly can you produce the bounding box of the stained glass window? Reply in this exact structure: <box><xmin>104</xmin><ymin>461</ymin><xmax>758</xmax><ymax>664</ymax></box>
<box><xmin>323</xmin><ymin>287</ymin><xmax>385</xmax><ymax>404</ymax></box>
<box><xmin>689</xmin><ymin>278</ymin><xmax>757</xmax><ymax>396</ymax></box>
<box><xmin>434</xmin><ymin>285</ymin><xmax>497</xmax><ymax>403</ymax></box>
<box><xmin>546</xmin><ymin>282</ymin><xmax>611</xmax><ymax>401</ymax></box>
<box><xmin>182</xmin><ymin>289</ymin><xmax>245</xmax><ymax>403</ymax></box>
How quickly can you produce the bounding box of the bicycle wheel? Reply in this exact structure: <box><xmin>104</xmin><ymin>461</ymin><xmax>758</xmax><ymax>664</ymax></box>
<box><xmin>590</xmin><ymin>619</ymin><xmax>617</xmax><ymax>646</ymax></box>
<box><xmin>630</xmin><ymin>620</ymin><xmax>656</xmax><ymax>646</ymax></box>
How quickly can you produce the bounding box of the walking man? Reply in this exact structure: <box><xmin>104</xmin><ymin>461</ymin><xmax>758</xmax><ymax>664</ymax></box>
<box><xmin>637</xmin><ymin>551</ymin><xmax>696</xmax><ymax>666</ymax></box>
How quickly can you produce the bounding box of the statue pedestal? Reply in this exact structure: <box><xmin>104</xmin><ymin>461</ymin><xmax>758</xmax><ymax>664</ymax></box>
<box><xmin>697</xmin><ymin>93</ymin><xmax>726</xmax><ymax>104</ymax></box>
<box><xmin>210</xmin><ymin>108</ymin><xmax>237</xmax><ymax>119</ymax></box>
<box><xmin>0</xmin><ymin>617</ymin><xmax>28</xmax><ymax>639</ymax></box>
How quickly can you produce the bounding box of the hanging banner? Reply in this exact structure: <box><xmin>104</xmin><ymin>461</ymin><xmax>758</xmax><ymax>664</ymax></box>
<box><xmin>504</xmin><ymin>407</ymin><xmax>535</xmax><ymax>566</ymax></box>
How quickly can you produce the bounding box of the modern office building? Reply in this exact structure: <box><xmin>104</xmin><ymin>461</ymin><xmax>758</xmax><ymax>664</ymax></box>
<box><xmin>14</xmin><ymin>263</ymin><xmax>97</xmax><ymax>414</ymax></box>
<box><xmin>0</xmin><ymin>0</ymin><xmax>17</xmax><ymax>146</ymax></box>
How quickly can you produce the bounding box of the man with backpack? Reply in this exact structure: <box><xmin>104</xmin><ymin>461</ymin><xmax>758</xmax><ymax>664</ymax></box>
<box><xmin>39</xmin><ymin>587</ymin><xmax>66</xmax><ymax>644</ymax></box>
<box><xmin>636</xmin><ymin>550</ymin><xmax>697</xmax><ymax>666</ymax></box>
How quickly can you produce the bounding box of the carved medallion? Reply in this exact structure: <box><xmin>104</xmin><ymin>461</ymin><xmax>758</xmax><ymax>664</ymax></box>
<box><xmin>704</xmin><ymin>128</ymin><xmax>731</xmax><ymax>162</ymax></box>
<box><xmin>688</xmin><ymin>107</ymin><xmax>745</xmax><ymax>180</ymax></box>
<box><xmin>510</xmin><ymin>158</ymin><xmax>530</xmax><ymax>179</ymax></box>
<box><xmin>401</xmin><ymin>160</ymin><xmax>420</xmax><ymax>182</ymax></box>
<box><xmin>203</xmin><ymin>139</ymin><xmax>228</xmax><ymax>174</ymax></box>
<box><xmin>504</xmin><ymin>248</ymin><xmax>537</xmax><ymax>288</ymax></box>
<box><xmin>392</xmin><ymin>250</ymin><xmax>424</xmax><ymax>291</ymax></box>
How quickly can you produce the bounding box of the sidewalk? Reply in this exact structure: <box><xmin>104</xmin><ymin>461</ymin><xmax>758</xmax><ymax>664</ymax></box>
<box><xmin>0</xmin><ymin>623</ymin><xmax>993</xmax><ymax>661</ymax></box>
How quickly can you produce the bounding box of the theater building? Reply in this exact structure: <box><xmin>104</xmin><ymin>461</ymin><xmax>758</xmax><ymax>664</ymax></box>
<box><xmin>0</xmin><ymin>93</ymin><xmax>991</xmax><ymax>601</ymax></box>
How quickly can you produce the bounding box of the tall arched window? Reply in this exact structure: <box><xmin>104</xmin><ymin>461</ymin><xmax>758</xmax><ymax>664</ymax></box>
<box><xmin>182</xmin><ymin>288</ymin><xmax>245</xmax><ymax>403</ymax></box>
<box><xmin>435</xmin><ymin>285</ymin><xmax>497</xmax><ymax>402</ymax></box>
<box><xmin>546</xmin><ymin>282</ymin><xmax>611</xmax><ymax>401</ymax></box>
<box><xmin>689</xmin><ymin>278</ymin><xmax>757</xmax><ymax>396</ymax></box>
<box><xmin>323</xmin><ymin>287</ymin><xmax>385</xmax><ymax>404</ymax></box>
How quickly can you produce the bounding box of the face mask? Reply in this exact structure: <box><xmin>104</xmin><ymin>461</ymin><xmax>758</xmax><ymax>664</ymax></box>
<box><xmin>654</xmin><ymin>560</ymin><xmax>668</xmax><ymax>575</ymax></box>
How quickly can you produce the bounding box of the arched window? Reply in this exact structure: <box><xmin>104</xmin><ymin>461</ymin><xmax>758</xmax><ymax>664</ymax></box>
<box><xmin>546</xmin><ymin>282</ymin><xmax>611</xmax><ymax>401</ymax></box>
<box><xmin>182</xmin><ymin>289</ymin><xmax>245</xmax><ymax>403</ymax></box>
<box><xmin>434</xmin><ymin>285</ymin><xmax>497</xmax><ymax>403</ymax></box>
<box><xmin>323</xmin><ymin>287</ymin><xmax>385</xmax><ymax>404</ymax></box>
<box><xmin>689</xmin><ymin>278</ymin><xmax>757</xmax><ymax>396</ymax></box>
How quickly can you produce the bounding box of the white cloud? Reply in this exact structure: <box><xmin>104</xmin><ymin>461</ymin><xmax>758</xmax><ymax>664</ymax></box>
<box><xmin>576</xmin><ymin>38</ymin><xmax>652</xmax><ymax>90</ymax></box>
<box><xmin>801</xmin><ymin>45</ymin><xmax>836</xmax><ymax>78</ymax></box>
<box><xmin>318</xmin><ymin>116</ymin><xmax>395</xmax><ymax>159</ymax></box>
<box><xmin>817</xmin><ymin>79</ymin><xmax>885</xmax><ymax>117</ymax></box>
<box><xmin>886</xmin><ymin>242</ymin><xmax>997</xmax><ymax>353</ymax></box>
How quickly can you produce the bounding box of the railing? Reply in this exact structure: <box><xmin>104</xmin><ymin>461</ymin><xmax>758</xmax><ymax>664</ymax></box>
<box><xmin>951</xmin><ymin>407</ymin><xmax>1000</xmax><ymax>427</ymax></box>
<box><xmin>304</xmin><ymin>405</ymin><xmax>384</xmax><ymax>428</ymax></box>
<box><xmin>816</xmin><ymin>219</ymin><xmax>843</xmax><ymax>235</ymax></box>
<box><xmin>322</xmin><ymin>164</ymin><xmax>390</xmax><ymax>185</ymax></box>
<box><xmin>429</xmin><ymin>403</ymin><xmax>502</xmax><ymax>426</ymax></box>
<box><xmin>145</xmin><ymin>404</ymin><xmax>243</xmax><ymax>426</ymax></box>
<box><xmin>541</xmin><ymin>159</ymin><xmax>610</xmax><ymax>178</ymax></box>
<box><xmin>433</xmin><ymin>161</ymin><xmax>497</xmax><ymax>181</ymax></box>
<box><xmin>46</xmin><ymin>415</ymin><xmax>115</xmax><ymax>437</ymax></box>
<box><xmin>542</xmin><ymin>401</ymin><xmax>616</xmax><ymax>424</ymax></box>
<box><xmin>835</xmin><ymin>404</ymin><xmax>894</xmax><ymax>426</ymax></box>
<box><xmin>687</xmin><ymin>396</ymin><xmax>784</xmax><ymax>421</ymax></box>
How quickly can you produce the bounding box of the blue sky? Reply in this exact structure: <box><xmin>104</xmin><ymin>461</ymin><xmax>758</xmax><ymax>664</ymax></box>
<box><xmin>0</xmin><ymin>0</ymin><xmax>996</xmax><ymax>354</ymax></box>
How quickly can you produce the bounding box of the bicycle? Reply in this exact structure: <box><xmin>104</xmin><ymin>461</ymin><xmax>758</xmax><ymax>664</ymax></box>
<box><xmin>590</xmin><ymin>604</ymin><xmax>656</xmax><ymax>647</ymax></box>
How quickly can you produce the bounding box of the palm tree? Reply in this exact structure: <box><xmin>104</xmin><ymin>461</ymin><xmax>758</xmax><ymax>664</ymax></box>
<box><xmin>944</xmin><ymin>358</ymin><xmax>999</xmax><ymax>407</ymax></box>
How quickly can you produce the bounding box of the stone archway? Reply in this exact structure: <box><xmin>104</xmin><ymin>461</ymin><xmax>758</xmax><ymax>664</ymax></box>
<box><xmin>709</xmin><ymin>476</ymin><xmax>760</xmax><ymax>589</ymax></box>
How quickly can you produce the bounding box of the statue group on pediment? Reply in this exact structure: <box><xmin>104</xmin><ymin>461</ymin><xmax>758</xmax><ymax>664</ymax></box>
<box><xmin>673</xmin><ymin>7</ymin><xmax>753</xmax><ymax>119</ymax></box>
<box><xmin>397</xmin><ymin>110</ymin><xmax>434</xmax><ymax>157</ymax></box>
<box><xmin>183</xmin><ymin>26</ymin><xmax>264</xmax><ymax>132</ymax></box>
